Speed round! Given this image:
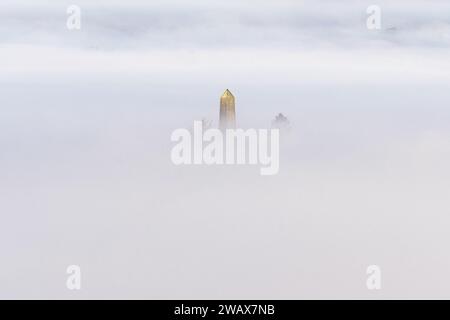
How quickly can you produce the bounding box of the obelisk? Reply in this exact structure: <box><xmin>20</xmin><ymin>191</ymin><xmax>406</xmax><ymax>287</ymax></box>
<box><xmin>219</xmin><ymin>89</ymin><xmax>236</xmax><ymax>130</ymax></box>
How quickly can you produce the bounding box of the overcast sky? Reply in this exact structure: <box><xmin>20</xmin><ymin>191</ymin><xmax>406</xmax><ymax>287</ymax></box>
<box><xmin>1</xmin><ymin>0</ymin><xmax>450</xmax><ymax>82</ymax></box>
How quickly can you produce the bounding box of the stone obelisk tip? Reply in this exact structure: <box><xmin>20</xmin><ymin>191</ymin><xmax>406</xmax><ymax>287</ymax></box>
<box><xmin>222</xmin><ymin>89</ymin><xmax>234</xmax><ymax>98</ymax></box>
<box><xmin>219</xmin><ymin>89</ymin><xmax>236</xmax><ymax>130</ymax></box>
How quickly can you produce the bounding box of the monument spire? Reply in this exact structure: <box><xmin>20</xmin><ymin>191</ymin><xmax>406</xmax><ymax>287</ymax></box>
<box><xmin>219</xmin><ymin>89</ymin><xmax>236</xmax><ymax>130</ymax></box>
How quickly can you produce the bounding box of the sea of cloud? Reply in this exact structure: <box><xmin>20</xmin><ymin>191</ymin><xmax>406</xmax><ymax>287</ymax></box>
<box><xmin>1</xmin><ymin>0</ymin><xmax>450</xmax><ymax>299</ymax></box>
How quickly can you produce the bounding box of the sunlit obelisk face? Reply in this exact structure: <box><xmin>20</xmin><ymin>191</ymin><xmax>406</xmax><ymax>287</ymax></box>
<box><xmin>219</xmin><ymin>89</ymin><xmax>236</xmax><ymax>130</ymax></box>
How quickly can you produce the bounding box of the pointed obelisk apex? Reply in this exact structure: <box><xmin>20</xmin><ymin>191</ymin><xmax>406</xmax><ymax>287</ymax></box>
<box><xmin>219</xmin><ymin>89</ymin><xmax>236</xmax><ymax>130</ymax></box>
